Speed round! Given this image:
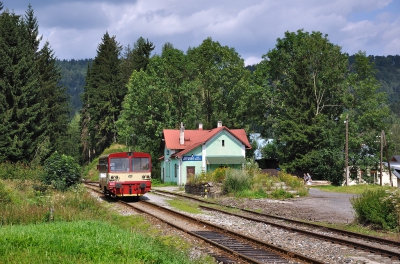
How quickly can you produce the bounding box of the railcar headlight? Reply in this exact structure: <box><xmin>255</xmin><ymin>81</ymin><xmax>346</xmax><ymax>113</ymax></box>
<box><xmin>142</xmin><ymin>175</ymin><xmax>145</xmax><ymax>179</ymax></box>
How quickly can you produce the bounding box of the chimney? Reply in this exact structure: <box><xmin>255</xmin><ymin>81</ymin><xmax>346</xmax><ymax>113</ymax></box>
<box><xmin>217</xmin><ymin>121</ymin><xmax>222</xmax><ymax>128</ymax></box>
<box><xmin>179</xmin><ymin>122</ymin><xmax>185</xmax><ymax>145</ymax></box>
<box><xmin>198</xmin><ymin>123</ymin><xmax>203</xmax><ymax>130</ymax></box>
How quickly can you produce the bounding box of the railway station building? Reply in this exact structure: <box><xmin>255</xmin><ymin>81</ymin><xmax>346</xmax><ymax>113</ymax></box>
<box><xmin>159</xmin><ymin>121</ymin><xmax>251</xmax><ymax>185</ymax></box>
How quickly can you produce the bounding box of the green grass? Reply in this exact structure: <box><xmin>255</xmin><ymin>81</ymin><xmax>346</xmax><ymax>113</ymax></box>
<box><xmin>166</xmin><ymin>199</ymin><xmax>203</xmax><ymax>214</ymax></box>
<box><xmin>151</xmin><ymin>179</ymin><xmax>178</xmax><ymax>187</ymax></box>
<box><xmin>314</xmin><ymin>184</ymin><xmax>395</xmax><ymax>195</ymax></box>
<box><xmin>0</xmin><ymin>177</ymin><xmax>213</xmax><ymax>264</ymax></box>
<box><xmin>83</xmin><ymin>144</ymin><xmax>129</xmax><ymax>181</ymax></box>
<box><xmin>0</xmin><ymin>220</ymin><xmax>207</xmax><ymax>264</ymax></box>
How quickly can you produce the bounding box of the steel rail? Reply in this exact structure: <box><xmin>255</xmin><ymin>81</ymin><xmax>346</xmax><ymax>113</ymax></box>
<box><xmin>152</xmin><ymin>189</ymin><xmax>400</xmax><ymax>248</ymax></box>
<box><xmin>84</xmin><ymin>183</ymin><xmax>322</xmax><ymax>263</ymax></box>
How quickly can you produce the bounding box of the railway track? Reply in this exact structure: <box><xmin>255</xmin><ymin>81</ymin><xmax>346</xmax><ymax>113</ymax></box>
<box><xmin>84</xmin><ymin>182</ymin><xmax>322</xmax><ymax>263</ymax></box>
<box><xmin>151</xmin><ymin>188</ymin><xmax>400</xmax><ymax>262</ymax></box>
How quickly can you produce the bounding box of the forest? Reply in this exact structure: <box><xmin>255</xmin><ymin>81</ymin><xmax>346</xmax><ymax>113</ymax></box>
<box><xmin>2</xmin><ymin>4</ymin><xmax>400</xmax><ymax>185</ymax></box>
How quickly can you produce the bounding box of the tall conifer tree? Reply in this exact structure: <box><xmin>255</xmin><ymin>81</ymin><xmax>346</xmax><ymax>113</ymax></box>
<box><xmin>0</xmin><ymin>9</ymin><xmax>41</xmax><ymax>162</ymax></box>
<box><xmin>80</xmin><ymin>32</ymin><xmax>125</xmax><ymax>161</ymax></box>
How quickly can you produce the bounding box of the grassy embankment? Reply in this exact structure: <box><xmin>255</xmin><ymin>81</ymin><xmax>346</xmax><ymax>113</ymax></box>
<box><xmin>0</xmin><ymin>161</ymin><xmax>213</xmax><ymax>264</ymax></box>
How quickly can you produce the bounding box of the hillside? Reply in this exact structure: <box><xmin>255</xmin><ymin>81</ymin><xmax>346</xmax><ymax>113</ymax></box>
<box><xmin>60</xmin><ymin>56</ymin><xmax>400</xmax><ymax>116</ymax></box>
<box><xmin>56</xmin><ymin>59</ymin><xmax>92</xmax><ymax>116</ymax></box>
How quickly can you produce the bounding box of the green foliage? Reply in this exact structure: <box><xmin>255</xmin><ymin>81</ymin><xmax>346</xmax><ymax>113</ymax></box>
<box><xmin>56</xmin><ymin>113</ymin><xmax>82</xmax><ymax>162</ymax></box>
<box><xmin>212</xmin><ymin>167</ymin><xmax>227</xmax><ymax>183</ymax></box>
<box><xmin>43</xmin><ymin>152</ymin><xmax>81</xmax><ymax>191</ymax></box>
<box><xmin>56</xmin><ymin>58</ymin><xmax>92</xmax><ymax>115</ymax></box>
<box><xmin>345</xmin><ymin>51</ymin><xmax>390</xmax><ymax>174</ymax></box>
<box><xmin>82</xmin><ymin>144</ymin><xmax>128</xmax><ymax>181</ymax></box>
<box><xmin>0</xmin><ymin>162</ymin><xmax>44</xmax><ymax>181</ymax></box>
<box><xmin>0</xmin><ymin>181</ymin><xmax>12</xmax><ymax>204</ymax></box>
<box><xmin>151</xmin><ymin>179</ymin><xmax>178</xmax><ymax>187</ymax></box>
<box><xmin>36</xmin><ymin>41</ymin><xmax>71</xmax><ymax>165</ymax></box>
<box><xmin>264</xmin><ymin>30</ymin><xmax>348</xmax><ymax>182</ymax></box>
<box><xmin>252</xmin><ymin>173</ymin><xmax>274</xmax><ymax>191</ymax></box>
<box><xmin>270</xmin><ymin>187</ymin><xmax>294</xmax><ymax>199</ymax></box>
<box><xmin>277</xmin><ymin>173</ymin><xmax>303</xmax><ymax>189</ymax></box>
<box><xmin>244</xmin><ymin>158</ymin><xmax>261</xmax><ymax>177</ymax></box>
<box><xmin>0</xmin><ymin>10</ymin><xmax>41</xmax><ymax>163</ymax></box>
<box><xmin>80</xmin><ymin>32</ymin><xmax>125</xmax><ymax>163</ymax></box>
<box><xmin>0</xmin><ymin>6</ymin><xmax>70</xmax><ymax>165</ymax></box>
<box><xmin>222</xmin><ymin>169</ymin><xmax>252</xmax><ymax>194</ymax></box>
<box><xmin>0</xmin><ymin>179</ymin><xmax>212</xmax><ymax>263</ymax></box>
<box><xmin>351</xmin><ymin>188</ymin><xmax>399</xmax><ymax>230</ymax></box>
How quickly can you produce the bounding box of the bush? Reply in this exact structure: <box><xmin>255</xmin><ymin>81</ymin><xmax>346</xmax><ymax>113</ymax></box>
<box><xmin>212</xmin><ymin>167</ymin><xmax>227</xmax><ymax>183</ymax></box>
<box><xmin>222</xmin><ymin>169</ymin><xmax>252</xmax><ymax>194</ymax></box>
<box><xmin>0</xmin><ymin>162</ymin><xmax>44</xmax><ymax>181</ymax></box>
<box><xmin>351</xmin><ymin>188</ymin><xmax>399</xmax><ymax>230</ymax></box>
<box><xmin>0</xmin><ymin>181</ymin><xmax>12</xmax><ymax>204</ymax></box>
<box><xmin>43</xmin><ymin>152</ymin><xmax>81</xmax><ymax>191</ymax></box>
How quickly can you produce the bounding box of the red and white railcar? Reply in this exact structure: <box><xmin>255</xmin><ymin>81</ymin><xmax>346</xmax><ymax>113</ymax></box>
<box><xmin>98</xmin><ymin>152</ymin><xmax>151</xmax><ymax>198</ymax></box>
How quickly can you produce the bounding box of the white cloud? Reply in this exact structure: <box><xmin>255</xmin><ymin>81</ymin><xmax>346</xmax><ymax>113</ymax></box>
<box><xmin>5</xmin><ymin>0</ymin><xmax>399</xmax><ymax>60</ymax></box>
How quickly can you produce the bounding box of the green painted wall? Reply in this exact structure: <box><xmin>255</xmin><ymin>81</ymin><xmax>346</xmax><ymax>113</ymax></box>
<box><xmin>206</xmin><ymin>130</ymin><xmax>243</xmax><ymax>156</ymax></box>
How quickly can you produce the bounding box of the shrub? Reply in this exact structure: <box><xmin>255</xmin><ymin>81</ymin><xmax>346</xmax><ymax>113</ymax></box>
<box><xmin>43</xmin><ymin>152</ymin><xmax>81</xmax><ymax>191</ymax></box>
<box><xmin>244</xmin><ymin>159</ymin><xmax>261</xmax><ymax>177</ymax></box>
<box><xmin>351</xmin><ymin>188</ymin><xmax>399</xmax><ymax>230</ymax></box>
<box><xmin>0</xmin><ymin>162</ymin><xmax>44</xmax><ymax>181</ymax></box>
<box><xmin>222</xmin><ymin>169</ymin><xmax>252</xmax><ymax>194</ymax></box>
<box><xmin>252</xmin><ymin>173</ymin><xmax>274</xmax><ymax>191</ymax></box>
<box><xmin>270</xmin><ymin>187</ymin><xmax>294</xmax><ymax>199</ymax></box>
<box><xmin>0</xmin><ymin>181</ymin><xmax>12</xmax><ymax>204</ymax></box>
<box><xmin>278</xmin><ymin>173</ymin><xmax>303</xmax><ymax>189</ymax></box>
<box><xmin>187</xmin><ymin>171</ymin><xmax>214</xmax><ymax>185</ymax></box>
<box><xmin>212</xmin><ymin>167</ymin><xmax>227</xmax><ymax>183</ymax></box>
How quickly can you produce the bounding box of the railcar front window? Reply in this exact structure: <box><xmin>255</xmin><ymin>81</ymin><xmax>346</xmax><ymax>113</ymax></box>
<box><xmin>110</xmin><ymin>158</ymin><xmax>129</xmax><ymax>172</ymax></box>
<box><xmin>132</xmin><ymin>158</ymin><xmax>150</xmax><ymax>171</ymax></box>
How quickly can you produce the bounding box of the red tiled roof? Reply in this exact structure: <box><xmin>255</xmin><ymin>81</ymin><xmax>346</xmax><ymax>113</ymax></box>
<box><xmin>163</xmin><ymin>126</ymin><xmax>251</xmax><ymax>158</ymax></box>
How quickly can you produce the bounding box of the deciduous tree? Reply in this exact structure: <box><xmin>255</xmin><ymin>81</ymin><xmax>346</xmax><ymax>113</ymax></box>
<box><xmin>264</xmin><ymin>30</ymin><xmax>348</xmax><ymax>183</ymax></box>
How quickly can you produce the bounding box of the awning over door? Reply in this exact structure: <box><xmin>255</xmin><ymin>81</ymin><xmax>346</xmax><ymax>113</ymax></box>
<box><xmin>206</xmin><ymin>156</ymin><xmax>246</xmax><ymax>165</ymax></box>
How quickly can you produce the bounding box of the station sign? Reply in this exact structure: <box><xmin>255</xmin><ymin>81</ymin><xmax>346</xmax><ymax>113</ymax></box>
<box><xmin>182</xmin><ymin>155</ymin><xmax>202</xmax><ymax>161</ymax></box>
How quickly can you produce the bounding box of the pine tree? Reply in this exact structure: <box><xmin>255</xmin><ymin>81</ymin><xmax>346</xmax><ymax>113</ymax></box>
<box><xmin>80</xmin><ymin>32</ymin><xmax>125</xmax><ymax>162</ymax></box>
<box><xmin>132</xmin><ymin>37</ymin><xmax>155</xmax><ymax>72</ymax></box>
<box><xmin>0</xmin><ymin>10</ymin><xmax>41</xmax><ymax>162</ymax></box>
<box><xmin>34</xmin><ymin>42</ymin><xmax>70</xmax><ymax>163</ymax></box>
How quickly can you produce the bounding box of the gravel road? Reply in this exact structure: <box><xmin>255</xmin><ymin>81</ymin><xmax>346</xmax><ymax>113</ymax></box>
<box><xmin>150</xmin><ymin>186</ymin><xmax>358</xmax><ymax>224</ymax></box>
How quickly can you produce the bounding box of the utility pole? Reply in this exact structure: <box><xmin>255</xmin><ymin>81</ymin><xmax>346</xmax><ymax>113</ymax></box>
<box><xmin>381</xmin><ymin>130</ymin><xmax>393</xmax><ymax>187</ymax></box>
<box><xmin>380</xmin><ymin>130</ymin><xmax>383</xmax><ymax>186</ymax></box>
<box><xmin>345</xmin><ymin>115</ymin><xmax>349</xmax><ymax>186</ymax></box>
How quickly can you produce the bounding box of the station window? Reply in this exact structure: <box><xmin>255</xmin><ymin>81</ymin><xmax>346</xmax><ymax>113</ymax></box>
<box><xmin>222</xmin><ymin>140</ymin><xmax>225</xmax><ymax>147</ymax></box>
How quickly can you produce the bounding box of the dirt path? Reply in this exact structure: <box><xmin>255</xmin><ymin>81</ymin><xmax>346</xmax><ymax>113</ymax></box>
<box><xmin>214</xmin><ymin>188</ymin><xmax>358</xmax><ymax>224</ymax></box>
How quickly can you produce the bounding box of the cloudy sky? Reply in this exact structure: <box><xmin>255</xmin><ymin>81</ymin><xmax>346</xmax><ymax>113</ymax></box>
<box><xmin>4</xmin><ymin>0</ymin><xmax>400</xmax><ymax>65</ymax></box>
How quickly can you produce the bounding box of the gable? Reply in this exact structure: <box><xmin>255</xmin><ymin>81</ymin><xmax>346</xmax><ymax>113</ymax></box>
<box><xmin>206</xmin><ymin>130</ymin><xmax>244</xmax><ymax>156</ymax></box>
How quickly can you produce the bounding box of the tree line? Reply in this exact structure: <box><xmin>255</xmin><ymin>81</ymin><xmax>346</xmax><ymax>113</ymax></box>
<box><xmin>81</xmin><ymin>29</ymin><xmax>393</xmax><ymax>185</ymax></box>
<box><xmin>0</xmin><ymin>4</ymin><xmax>70</xmax><ymax>165</ymax></box>
<box><xmin>1</xmin><ymin>3</ymin><xmax>399</xmax><ymax>185</ymax></box>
